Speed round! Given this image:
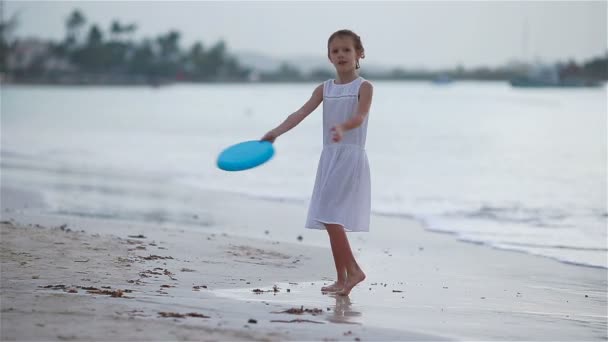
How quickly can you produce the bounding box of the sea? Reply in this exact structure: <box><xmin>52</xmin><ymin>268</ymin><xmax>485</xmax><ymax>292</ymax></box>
<box><xmin>1</xmin><ymin>81</ymin><xmax>606</xmax><ymax>268</ymax></box>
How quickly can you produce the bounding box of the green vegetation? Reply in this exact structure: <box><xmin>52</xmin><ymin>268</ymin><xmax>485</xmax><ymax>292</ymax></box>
<box><xmin>1</xmin><ymin>9</ymin><xmax>606</xmax><ymax>85</ymax></box>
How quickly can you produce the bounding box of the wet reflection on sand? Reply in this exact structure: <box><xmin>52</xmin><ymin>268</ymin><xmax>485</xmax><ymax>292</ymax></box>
<box><xmin>325</xmin><ymin>294</ymin><xmax>362</xmax><ymax>324</ymax></box>
<box><xmin>211</xmin><ymin>281</ymin><xmax>365</xmax><ymax>325</ymax></box>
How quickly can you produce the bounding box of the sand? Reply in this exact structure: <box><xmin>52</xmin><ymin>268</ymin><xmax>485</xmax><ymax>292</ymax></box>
<box><xmin>1</xmin><ymin>187</ymin><xmax>606</xmax><ymax>341</ymax></box>
<box><xmin>0</xmin><ymin>215</ymin><xmax>436</xmax><ymax>340</ymax></box>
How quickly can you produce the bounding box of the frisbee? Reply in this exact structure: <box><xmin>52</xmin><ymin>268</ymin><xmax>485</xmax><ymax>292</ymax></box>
<box><xmin>217</xmin><ymin>140</ymin><xmax>275</xmax><ymax>171</ymax></box>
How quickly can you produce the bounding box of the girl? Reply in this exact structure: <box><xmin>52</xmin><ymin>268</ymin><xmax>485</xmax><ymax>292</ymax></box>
<box><xmin>261</xmin><ymin>29</ymin><xmax>373</xmax><ymax>296</ymax></box>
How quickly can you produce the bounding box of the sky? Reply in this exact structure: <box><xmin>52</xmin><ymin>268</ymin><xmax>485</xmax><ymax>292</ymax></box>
<box><xmin>3</xmin><ymin>1</ymin><xmax>607</xmax><ymax>70</ymax></box>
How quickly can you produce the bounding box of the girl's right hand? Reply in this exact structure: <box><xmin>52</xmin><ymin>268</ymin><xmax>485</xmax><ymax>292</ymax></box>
<box><xmin>260</xmin><ymin>130</ymin><xmax>278</xmax><ymax>143</ymax></box>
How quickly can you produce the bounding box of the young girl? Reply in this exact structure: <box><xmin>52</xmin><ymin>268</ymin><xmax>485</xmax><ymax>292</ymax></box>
<box><xmin>261</xmin><ymin>29</ymin><xmax>373</xmax><ymax>296</ymax></box>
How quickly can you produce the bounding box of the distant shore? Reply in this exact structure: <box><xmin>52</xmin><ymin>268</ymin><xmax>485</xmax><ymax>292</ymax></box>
<box><xmin>4</xmin><ymin>74</ymin><xmax>605</xmax><ymax>87</ymax></box>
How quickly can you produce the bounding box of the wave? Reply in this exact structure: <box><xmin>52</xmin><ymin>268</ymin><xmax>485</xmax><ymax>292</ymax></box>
<box><xmin>182</xmin><ymin>182</ymin><xmax>608</xmax><ymax>269</ymax></box>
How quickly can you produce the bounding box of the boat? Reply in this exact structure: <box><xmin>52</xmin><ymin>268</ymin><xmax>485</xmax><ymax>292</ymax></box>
<box><xmin>510</xmin><ymin>65</ymin><xmax>601</xmax><ymax>88</ymax></box>
<box><xmin>432</xmin><ymin>74</ymin><xmax>453</xmax><ymax>85</ymax></box>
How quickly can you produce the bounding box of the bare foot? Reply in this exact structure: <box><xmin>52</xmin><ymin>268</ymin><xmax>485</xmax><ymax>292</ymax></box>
<box><xmin>321</xmin><ymin>281</ymin><xmax>344</xmax><ymax>292</ymax></box>
<box><xmin>338</xmin><ymin>271</ymin><xmax>366</xmax><ymax>296</ymax></box>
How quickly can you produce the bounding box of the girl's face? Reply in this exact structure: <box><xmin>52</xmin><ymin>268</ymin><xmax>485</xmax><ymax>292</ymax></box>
<box><xmin>328</xmin><ymin>36</ymin><xmax>361</xmax><ymax>72</ymax></box>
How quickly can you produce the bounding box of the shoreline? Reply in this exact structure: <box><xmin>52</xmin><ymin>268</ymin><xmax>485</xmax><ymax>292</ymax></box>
<box><xmin>1</xmin><ymin>185</ymin><xmax>607</xmax><ymax>340</ymax></box>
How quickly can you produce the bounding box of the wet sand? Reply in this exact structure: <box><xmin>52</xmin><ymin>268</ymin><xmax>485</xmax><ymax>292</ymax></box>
<box><xmin>1</xmin><ymin>187</ymin><xmax>606</xmax><ymax>341</ymax></box>
<box><xmin>0</xmin><ymin>218</ymin><xmax>438</xmax><ymax>341</ymax></box>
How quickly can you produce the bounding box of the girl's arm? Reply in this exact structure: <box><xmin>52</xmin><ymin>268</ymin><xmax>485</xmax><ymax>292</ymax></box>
<box><xmin>330</xmin><ymin>81</ymin><xmax>373</xmax><ymax>142</ymax></box>
<box><xmin>261</xmin><ymin>84</ymin><xmax>324</xmax><ymax>143</ymax></box>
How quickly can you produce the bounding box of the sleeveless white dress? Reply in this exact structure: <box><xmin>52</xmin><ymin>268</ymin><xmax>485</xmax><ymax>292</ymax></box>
<box><xmin>305</xmin><ymin>77</ymin><xmax>371</xmax><ymax>232</ymax></box>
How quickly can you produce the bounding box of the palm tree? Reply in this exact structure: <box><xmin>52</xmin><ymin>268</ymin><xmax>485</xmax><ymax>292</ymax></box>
<box><xmin>65</xmin><ymin>9</ymin><xmax>86</xmax><ymax>45</ymax></box>
<box><xmin>110</xmin><ymin>20</ymin><xmax>122</xmax><ymax>42</ymax></box>
<box><xmin>122</xmin><ymin>23</ymin><xmax>137</xmax><ymax>42</ymax></box>
<box><xmin>157</xmin><ymin>30</ymin><xmax>180</xmax><ymax>58</ymax></box>
<box><xmin>87</xmin><ymin>24</ymin><xmax>103</xmax><ymax>46</ymax></box>
<box><xmin>0</xmin><ymin>8</ymin><xmax>19</xmax><ymax>73</ymax></box>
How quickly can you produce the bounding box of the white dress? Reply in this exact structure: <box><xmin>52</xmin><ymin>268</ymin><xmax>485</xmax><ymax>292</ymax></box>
<box><xmin>305</xmin><ymin>77</ymin><xmax>371</xmax><ymax>232</ymax></box>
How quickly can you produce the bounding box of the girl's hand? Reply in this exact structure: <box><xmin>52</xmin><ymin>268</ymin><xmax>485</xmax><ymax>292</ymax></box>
<box><xmin>330</xmin><ymin>125</ymin><xmax>344</xmax><ymax>142</ymax></box>
<box><xmin>260</xmin><ymin>130</ymin><xmax>278</xmax><ymax>143</ymax></box>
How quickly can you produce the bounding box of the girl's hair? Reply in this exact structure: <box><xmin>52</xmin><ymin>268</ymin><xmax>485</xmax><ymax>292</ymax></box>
<box><xmin>327</xmin><ymin>29</ymin><xmax>365</xmax><ymax>69</ymax></box>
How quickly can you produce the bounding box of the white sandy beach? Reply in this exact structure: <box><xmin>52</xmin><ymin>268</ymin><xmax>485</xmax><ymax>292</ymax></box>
<box><xmin>1</xmin><ymin>186</ymin><xmax>606</xmax><ymax>341</ymax></box>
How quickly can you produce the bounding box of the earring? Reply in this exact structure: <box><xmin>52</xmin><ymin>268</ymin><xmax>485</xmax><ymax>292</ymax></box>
<box><xmin>356</xmin><ymin>60</ymin><xmax>360</xmax><ymax>69</ymax></box>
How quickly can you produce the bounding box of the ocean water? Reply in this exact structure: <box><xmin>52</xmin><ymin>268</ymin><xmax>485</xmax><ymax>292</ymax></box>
<box><xmin>1</xmin><ymin>81</ymin><xmax>606</xmax><ymax>268</ymax></box>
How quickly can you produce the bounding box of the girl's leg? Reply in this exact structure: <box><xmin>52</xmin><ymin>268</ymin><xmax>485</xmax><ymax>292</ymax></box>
<box><xmin>325</xmin><ymin>224</ymin><xmax>366</xmax><ymax>296</ymax></box>
<box><xmin>322</xmin><ymin>223</ymin><xmax>347</xmax><ymax>292</ymax></box>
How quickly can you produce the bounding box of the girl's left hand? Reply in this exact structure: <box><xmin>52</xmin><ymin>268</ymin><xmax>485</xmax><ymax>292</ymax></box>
<box><xmin>330</xmin><ymin>125</ymin><xmax>344</xmax><ymax>142</ymax></box>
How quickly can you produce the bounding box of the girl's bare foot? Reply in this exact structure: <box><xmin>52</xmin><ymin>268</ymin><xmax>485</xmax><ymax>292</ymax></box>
<box><xmin>338</xmin><ymin>271</ymin><xmax>366</xmax><ymax>296</ymax></box>
<box><xmin>321</xmin><ymin>281</ymin><xmax>344</xmax><ymax>292</ymax></box>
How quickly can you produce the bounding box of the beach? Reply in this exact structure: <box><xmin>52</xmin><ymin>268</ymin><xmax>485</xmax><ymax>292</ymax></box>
<box><xmin>2</xmin><ymin>186</ymin><xmax>606</xmax><ymax>341</ymax></box>
<box><xmin>2</xmin><ymin>81</ymin><xmax>606</xmax><ymax>340</ymax></box>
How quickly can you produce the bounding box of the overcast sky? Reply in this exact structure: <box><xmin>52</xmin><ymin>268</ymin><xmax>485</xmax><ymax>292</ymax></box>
<box><xmin>4</xmin><ymin>1</ymin><xmax>607</xmax><ymax>70</ymax></box>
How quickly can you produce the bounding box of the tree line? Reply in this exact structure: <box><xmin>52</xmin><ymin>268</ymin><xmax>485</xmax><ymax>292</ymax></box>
<box><xmin>1</xmin><ymin>9</ymin><xmax>255</xmax><ymax>83</ymax></box>
<box><xmin>1</xmin><ymin>9</ymin><xmax>606</xmax><ymax>85</ymax></box>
